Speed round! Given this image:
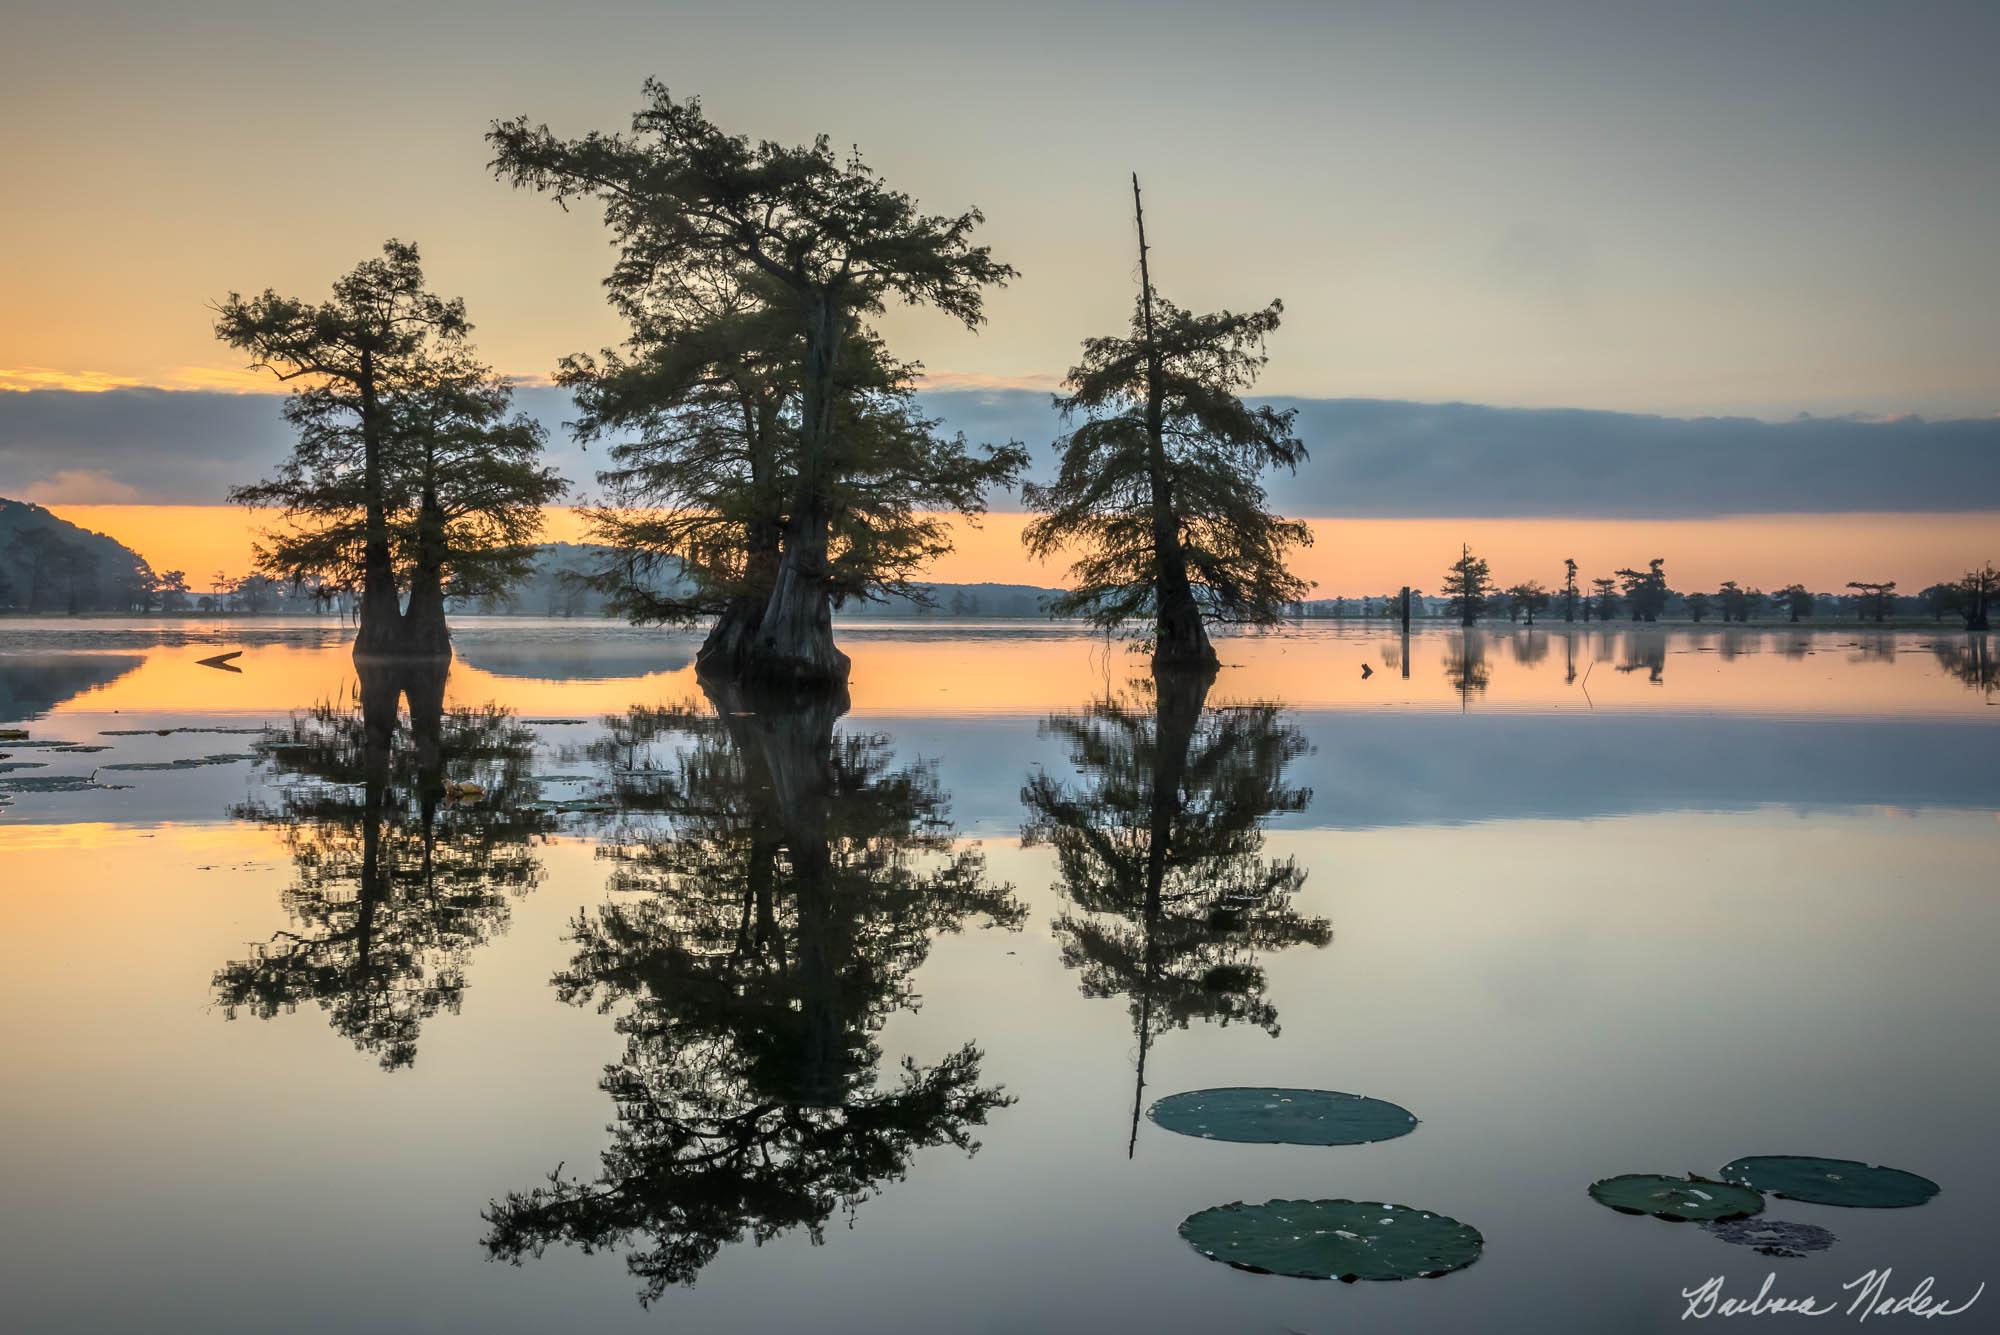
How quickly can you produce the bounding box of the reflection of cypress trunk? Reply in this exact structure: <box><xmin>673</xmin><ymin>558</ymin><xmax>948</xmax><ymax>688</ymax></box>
<box><xmin>399</xmin><ymin>488</ymin><xmax>453</xmax><ymax>660</ymax></box>
<box><xmin>742</xmin><ymin>687</ymin><xmax>851</xmax><ymax>1106</ymax></box>
<box><xmin>355</xmin><ymin>661</ymin><xmax>401</xmax><ymax>977</ymax></box>
<box><xmin>1127</xmin><ymin>664</ymin><xmax>1213</xmax><ymax>1156</ymax></box>
<box><xmin>355</xmin><ymin>349</ymin><xmax>404</xmax><ymax>658</ymax></box>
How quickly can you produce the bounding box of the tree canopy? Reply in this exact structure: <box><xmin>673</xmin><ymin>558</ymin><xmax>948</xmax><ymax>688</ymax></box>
<box><xmin>490</xmin><ymin>83</ymin><xmax>1023</xmax><ymax>685</ymax></box>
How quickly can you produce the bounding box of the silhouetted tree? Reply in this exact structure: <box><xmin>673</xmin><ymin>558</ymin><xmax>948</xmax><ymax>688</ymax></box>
<box><xmin>1775</xmin><ymin>583</ymin><xmax>1815</xmax><ymax>623</ymax></box>
<box><xmin>1507</xmin><ymin>580</ymin><xmax>1551</xmax><ymax>625</ymax></box>
<box><xmin>1954</xmin><ymin>562</ymin><xmax>1995</xmax><ymax>630</ymax></box>
<box><xmin>1586</xmin><ymin>575</ymin><xmax>1617</xmax><ymax>622</ymax></box>
<box><xmin>1021</xmin><ymin>672</ymin><xmax>1328</xmax><ymax>1154</ymax></box>
<box><xmin>1845</xmin><ymin>580</ymin><xmax>1896</xmax><ymax>623</ymax></box>
<box><xmin>224</xmin><ymin>245</ymin><xmax>560</xmax><ymax>657</ymax></box>
<box><xmin>482</xmin><ymin>689</ymin><xmax>1019</xmax><ymax>1300</ymax></box>
<box><xmin>1562</xmin><ymin>557</ymin><xmax>1579</xmax><ymax>622</ymax></box>
<box><xmin>491</xmin><ymin>83</ymin><xmax>1021</xmax><ymax>687</ymax></box>
<box><xmin>215</xmin><ymin>665</ymin><xmax>552</xmax><ymax>1068</ymax></box>
<box><xmin>1024</xmin><ymin>180</ymin><xmax>1308</xmax><ymax>670</ymax></box>
<box><xmin>1684</xmin><ymin>591</ymin><xmax>1712</xmax><ymax>623</ymax></box>
<box><xmin>1616</xmin><ymin>558</ymin><xmax>1668</xmax><ymax>622</ymax></box>
<box><xmin>1442</xmin><ymin>545</ymin><xmax>1493</xmax><ymax>626</ymax></box>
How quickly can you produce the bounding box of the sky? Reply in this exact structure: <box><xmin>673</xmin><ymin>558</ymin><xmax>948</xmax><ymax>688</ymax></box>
<box><xmin>2</xmin><ymin>0</ymin><xmax>1996</xmax><ymax>586</ymax></box>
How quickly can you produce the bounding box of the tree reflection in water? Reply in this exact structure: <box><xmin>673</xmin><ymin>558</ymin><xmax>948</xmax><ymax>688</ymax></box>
<box><xmin>482</xmin><ymin>685</ymin><xmax>1021</xmax><ymax>1303</ymax></box>
<box><xmin>1933</xmin><ymin>634</ymin><xmax>1996</xmax><ymax>697</ymax></box>
<box><xmin>215</xmin><ymin>661</ymin><xmax>551</xmax><ymax>1069</ymax></box>
<box><xmin>1020</xmin><ymin>668</ymin><xmax>1330</xmax><ymax>1156</ymax></box>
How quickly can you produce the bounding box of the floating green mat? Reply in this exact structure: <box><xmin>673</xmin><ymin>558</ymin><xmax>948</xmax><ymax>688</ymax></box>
<box><xmin>1178</xmin><ymin>1199</ymin><xmax>1482</xmax><ymax>1282</ymax></box>
<box><xmin>1148</xmin><ymin>1087</ymin><xmax>1417</xmax><ymax>1146</ymax></box>
<box><xmin>1705</xmin><ymin>1217</ymin><xmax>1838</xmax><ymax>1259</ymax></box>
<box><xmin>1719</xmin><ymin>1156</ymin><xmax>1939</xmax><ymax>1208</ymax></box>
<box><xmin>1587</xmin><ymin>1174</ymin><xmax>1763</xmax><ymax>1222</ymax></box>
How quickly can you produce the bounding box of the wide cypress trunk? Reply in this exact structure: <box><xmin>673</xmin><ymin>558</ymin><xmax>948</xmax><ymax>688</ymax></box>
<box><xmin>354</xmin><ymin>354</ymin><xmax>405</xmax><ymax>659</ymax></box>
<box><xmin>696</xmin><ymin>518</ymin><xmax>784</xmax><ymax>679</ymax></box>
<box><xmin>747</xmin><ymin>497</ymin><xmax>850</xmax><ymax>689</ymax></box>
<box><xmin>396</xmin><ymin>490</ymin><xmax>453</xmax><ymax>659</ymax></box>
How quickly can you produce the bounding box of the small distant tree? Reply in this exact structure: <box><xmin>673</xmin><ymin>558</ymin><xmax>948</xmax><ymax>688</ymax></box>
<box><xmin>1616</xmin><ymin>558</ymin><xmax>1669</xmax><ymax>622</ymax></box>
<box><xmin>1561</xmin><ymin>558</ymin><xmax>1579</xmax><ymax>622</ymax></box>
<box><xmin>1589</xmin><ymin>576</ymin><xmax>1619</xmax><ymax>622</ymax></box>
<box><xmin>156</xmin><ymin>570</ymin><xmax>191</xmax><ymax>613</ymax></box>
<box><xmin>1507</xmin><ymin>581</ymin><xmax>1551</xmax><ymax>625</ymax></box>
<box><xmin>1685</xmin><ymin>591</ymin><xmax>1712</xmax><ymax>623</ymax></box>
<box><xmin>1716</xmin><ymin>581</ymin><xmax>1749</xmax><ymax>623</ymax></box>
<box><xmin>1845</xmin><ymin>580</ymin><xmax>1896</xmax><ymax>623</ymax></box>
<box><xmin>1955</xmin><ymin>562</ymin><xmax>1996</xmax><ymax>630</ymax></box>
<box><xmin>1442</xmin><ymin>545</ymin><xmax>1493</xmax><ymax>626</ymax></box>
<box><xmin>1775</xmin><ymin>583</ymin><xmax>1815</xmax><ymax>623</ymax></box>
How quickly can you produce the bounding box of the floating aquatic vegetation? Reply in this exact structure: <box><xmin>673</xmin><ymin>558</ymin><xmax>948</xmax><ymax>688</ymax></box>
<box><xmin>520</xmin><ymin>717</ymin><xmax>590</xmax><ymax>725</ymax></box>
<box><xmin>0</xmin><ymin>729</ymin><xmax>27</xmax><ymax>741</ymax></box>
<box><xmin>0</xmin><ymin>761</ymin><xmax>50</xmax><ymax>772</ymax></box>
<box><xmin>1178</xmin><ymin>1199</ymin><xmax>1482</xmax><ymax>1282</ymax></box>
<box><xmin>0</xmin><ymin>775</ymin><xmax>132</xmax><ymax>793</ymax></box>
<box><xmin>1705</xmin><ymin>1217</ymin><xmax>1838</xmax><ymax>1259</ymax></box>
<box><xmin>97</xmin><ymin>726</ymin><xmax>268</xmax><ymax>737</ymax></box>
<box><xmin>1148</xmin><ymin>1087</ymin><xmax>1418</xmax><ymax>1146</ymax></box>
<box><xmin>98</xmin><ymin>753</ymin><xmax>257</xmax><ymax>772</ymax></box>
<box><xmin>49</xmin><ymin>744</ymin><xmax>111</xmax><ymax>753</ymax></box>
<box><xmin>1719</xmin><ymin>1156</ymin><xmax>1939</xmax><ymax>1209</ymax></box>
<box><xmin>1587</xmin><ymin>1174</ymin><xmax>1763</xmax><ymax>1222</ymax></box>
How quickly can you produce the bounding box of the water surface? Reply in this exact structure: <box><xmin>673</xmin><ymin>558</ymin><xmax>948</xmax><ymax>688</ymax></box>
<box><xmin>2</xmin><ymin>618</ymin><xmax>1994</xmax><ymax>1333</ymax></box>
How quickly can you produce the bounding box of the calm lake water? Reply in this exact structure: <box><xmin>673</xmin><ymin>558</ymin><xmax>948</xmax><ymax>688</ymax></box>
<box><xmin>2</xmin><ymin>617</ymin><xmax>1995</xmax><ymax>1333</ymax></box>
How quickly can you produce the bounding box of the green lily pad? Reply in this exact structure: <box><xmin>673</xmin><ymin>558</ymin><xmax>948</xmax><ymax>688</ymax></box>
<box><xmin>1178</xmin><ymin>1199</ymin><xmax>1482</xmax><ymax>1282</ymax></box>
<box><xmin>1149</xmin><ymin>1087</ymin><xmax>1418</xmax><ymax>1146</ymax></box>
<box><xmin>1588</xmin><ymin>1174</ymin><xmax>1763</xmax><ymax>1222</ymax></box>
<box><xmin>1719</xmin><ymin>1156</ymin><xmax>1939</xmax><ymax>1209</ymax></box>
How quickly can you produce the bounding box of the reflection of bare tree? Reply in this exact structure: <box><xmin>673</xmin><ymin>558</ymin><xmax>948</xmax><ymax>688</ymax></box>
<box><xmin>1932</xmin><ymin>636</ymin><xmax>1996</xmax><ymax>697</ymax></box>
<box><xmin>1021</xmin><ymin>668</ymin><xmax>1329</xmax><ymax>1155</ymax></box>
<box><xmin>483</xmin><ymin>687</ymin><xmax>1020</xmax><ymax>1303</ymax></box>
<box><xmin>1849</xmin><ymin>634</ymin><xmax>1897</xmax><ymax>665</ymax></box>
<box><xmin>1445</xmin><ymin>630</ymin><xmax>1491</xmax><ymax>709</ymax></box>
<box><xmin>216</xmin><ymin>662</ymin><xmax>550</xmax><ymax>1069</ymax></box>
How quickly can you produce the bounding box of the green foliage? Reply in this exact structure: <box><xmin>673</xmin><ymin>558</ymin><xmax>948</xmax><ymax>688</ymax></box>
<box><xmin>1719</xmin><ymin>1156</ymin><xmax>1940</xmax><ymax>1208</ymax></box>
<box><xmin>1587</xmin><ymin>1174</ymin><xmax>1763</xmax><ymax>1222</ymax></box>
<box><xmin>1148</xmin><ymin>1087</ymin><xmax>1417</xmax><ymax>1146</ymax></box>
<box><xmin>1023</xmin><ymin>296</ymin><xmax>1310</xmax><ymax>639</ymax></box>
<box><xmin>1179</xmin><ymin>1199</ymin><xmax>1484</xmax><ymax>1281</ymax></box>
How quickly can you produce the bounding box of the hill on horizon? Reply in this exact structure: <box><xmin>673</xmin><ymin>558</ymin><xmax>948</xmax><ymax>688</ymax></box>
<box><xmin>0</xmin><ymin>497</ymin><xmax>154</xmax><ymax>613</ymax></box>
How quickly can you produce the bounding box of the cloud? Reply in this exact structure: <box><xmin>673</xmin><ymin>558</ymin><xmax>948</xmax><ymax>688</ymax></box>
<box><xmin>3</xmin><ymin>385</ymin><xmax>1996</xmax><ymax>518</ymax></box>
<box><xmin>17</xmin><ymin>469</ymin><xmax>144</xmax><ymax>502</ymax></box>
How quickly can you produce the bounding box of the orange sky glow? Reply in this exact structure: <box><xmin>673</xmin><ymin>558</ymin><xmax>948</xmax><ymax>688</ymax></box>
<box><xmin>46</xmin><ymin>503</ymin><xmax>1997</xmax><ymax>595</ymax></box>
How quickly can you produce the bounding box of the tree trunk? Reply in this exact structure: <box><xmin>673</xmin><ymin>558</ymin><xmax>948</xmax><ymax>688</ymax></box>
<box><xmin>742</xmin><ymin>301</ymin><xmax>850</xmax><ymax>689</ymax></box>
<box><xmin>698</xmin><ymin>514</ymin><xmax>784</xmax><ymax>679</ymax></box>
<box><xmin>398</xmin><ymin>488</ymin><xmax>453</xmax><ymax>659</ymax></box>
<box><xmin>1132</xmin><ymin>175</ymin><xmax>1217</xmax><ymax>675</ymax></box>
<box><xmin>354</xmin><ymin>348</ymin><xmax>405</xmax><ymax>658</ymax></box>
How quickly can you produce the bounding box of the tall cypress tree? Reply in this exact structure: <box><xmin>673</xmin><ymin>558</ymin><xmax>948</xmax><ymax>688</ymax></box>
<box><xmin>1023</xmin><ymin>178</ymin><xmax>1310</xmax><ymax>671</ymax></box>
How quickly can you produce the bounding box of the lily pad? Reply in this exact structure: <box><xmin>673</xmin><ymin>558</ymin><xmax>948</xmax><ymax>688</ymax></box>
<box><xmin>1719</xmin><ymin>1156</ymin><xmax>1939</xmax><ymax>1209</ymax></box>
<box><xmin>1705</xmin><ymin>1217</ymin><xmax>1838</xmax><ymax>1259</ymax></box>
<box><xmin>99</xmin><ymin>753</ymin><xmax>256</xmax><ymax>772</ymax></box>
<box><xmin>1149</xmin><ymin>1087</ymin><xmax>1417</xmax><ymax>1146</ymax></box>
<box><xmin>1179</xmin><ymin>1199</ymin><xmax>1481</xmax><ymax>1282</ymax></box>
<box><xmin>1588</xmin><ymin>1174</ymin><xmax>1763</xmax><ymax>1222</ymax></box>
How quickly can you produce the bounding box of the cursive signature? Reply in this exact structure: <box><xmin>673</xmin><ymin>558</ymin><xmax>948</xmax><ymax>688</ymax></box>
<box><xmin>1681</xmin><ymin>1270</ymin><xmax>1985</xmax><ymax>1322</ymax></box>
